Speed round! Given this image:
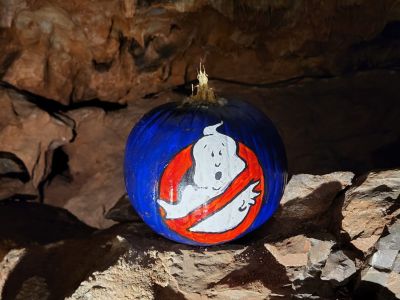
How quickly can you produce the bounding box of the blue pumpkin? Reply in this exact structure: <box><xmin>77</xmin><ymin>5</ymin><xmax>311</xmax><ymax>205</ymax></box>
<box><xmin>124</xmin><ymin>70</ymin><xmax>287</xmax><ymax>246</ymax></box>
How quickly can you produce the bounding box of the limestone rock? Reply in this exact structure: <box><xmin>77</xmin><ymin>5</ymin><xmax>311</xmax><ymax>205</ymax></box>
<box><xmin>15</xmin><ymin>276</ymin><xmax>50</xmax><ymax>300</ymax></box>
<box><xmin>44</xmin><ymin>94</ymin><xmax>179</xmax><ymax>228</ymax></box>
<box><xmin>0</xmin><ymin>232</ymin><xmax>128</xmax><ymax>300</ymax></box>
<box><xmin>105</xmin><ymin>194</ymin><xmax>142</xmax><ymax>223</ymax></box>
<box><xmin>320</xmin><ymin>251</ymin><xmax>357</xmax><ymax>285</ymax></box>
<box><xmin>0</xmin><ymin>201</ymin><xmax>94</xmax><ymax>298</ymax></box>
<box><xmin>278</xmin><ymin>172</ymin><xmax>354</xmax><ymax>220</ymax></box>
<box><xmin>0</xmin><ymin>174</ymin><xmax>396</xmax><ymax>300</ymax></box>
<box><xmin>264</xmin><ymin>233</ymin><xmax>357</xmax><ymax>298</ymax></box>
<box><xmin>371</xmin><ymin>250</ymin><xmax>398</xmax><ymax>271</ymax></box>
<box><xmin>0</xmin><ymin>178</ymin><xmax>36</xmax><ymax>202</ymax></box>
<box><xmin>0</xmin><ymin>223</ymin><xmax>291</xmax><ymax>299</ymax></box>
<box><xmin>0</xmin><ymin>249</ymin><xmax>26</xmax><ymax>294</ymax></box>
<box><xmin>265</xmin><ymin>235</ymin><xmax>311</xmax><ymax>268</ymax></box>
<box><xmin>260</xmin><ymin>172</ymin><xmax>354</xmax><ymax>239</ymax></box>
<box><xmin>0</xmin><ymin>88</ymin><xmax>74</xmax><ymax>190</ymax></box>
<box><xmin>1</xmin><ymin>1</ymin><xmax>400</xmax><ymax>104</ymax></box>
<box><xmin>355</xmin><ymin>220</ymin><xmax>400</xmax><ymax>299</ymax></box>
<box><xmin>342</xmin><ymin>170</ymin><xmax>400</xmax><ymax>254</ymax></box>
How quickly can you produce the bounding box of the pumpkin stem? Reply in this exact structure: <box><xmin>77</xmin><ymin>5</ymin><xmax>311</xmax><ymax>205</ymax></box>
<box><xmin>189</xmin><ymin>62</ymin><xmax>217</xmax><ymax>103</ymax></box>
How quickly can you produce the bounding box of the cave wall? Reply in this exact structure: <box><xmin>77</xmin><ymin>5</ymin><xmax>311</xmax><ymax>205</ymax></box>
<box><xmin>1</xmin><ymin>0</ymin><xmax>400</xmax><ymax>227</ymax></box>
<box><xmin>0</xmin><ymin>2</ymin><xmax>400</xmax><ymax>298</ymax></box>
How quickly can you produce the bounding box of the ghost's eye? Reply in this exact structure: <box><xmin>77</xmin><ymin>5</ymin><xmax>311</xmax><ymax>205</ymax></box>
<box><xmin>219</xmin><ymin>150</ymin><xmax>222</xmax><ymax>156</ymax></box>
<box><xmin>211</xmin><ymin>151</ymin><xmax>214</xmax><ymax>157</ymax></box>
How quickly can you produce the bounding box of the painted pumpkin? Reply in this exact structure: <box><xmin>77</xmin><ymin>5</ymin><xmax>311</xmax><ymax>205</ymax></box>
<box><xmin>124</xmin><ymin>67</ymin><xmax>287</xmax><ymax>246</ymax></box>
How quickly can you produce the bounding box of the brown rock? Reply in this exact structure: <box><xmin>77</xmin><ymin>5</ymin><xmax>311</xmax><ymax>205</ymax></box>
<box><xmin>2</xmin><ymin>1</ymin><xmax>400</xmax><ymax>104</ymax></box>
<box><xmin>259</xmin><ymin>172</ymin><xmax>354</xmax><ymax>240</ymax></box>
<box><xmin>356</xmin><ymin>220</ymin><xmax>400</xmax><ymax>299</ymax></box>
<box><xmin>0</xmin><ymin>225</ymin><xmax>348</xmax><ymax>300</ymax></box>
<box><xmin>0</xmin><ymin>89</ymin><xmax>73</xmax><ymax>189</ymax></box>
<box><xmin>44</xmin><ymin>94</ymin><xmax>180</xmax><ymax>228</ymax></box>
<box><xmin>64</xmin><ymin>224</ymin><xmax>292</xmax><ymax>299</ymax></box>
<box><xmin>320</xmin><ymin>251</ymin><xmax>357</xmax><ymax>286</ymax></box>
<box><xmin>265</xmin><ymin>235</ymin><xmax>311</xmax><ymax>268</ymax></box>
<box><xmin>0</xmin><ymin>249</ymin><xmax>26</xmax><ymax>294</ymax></box>
<box><xmin>342</xmin><ymin>169</ymin><xmax>400</xmax><ymax>254</ymax></box>
<box><xmin>105</xmin><ymin>194</ymin><xmax>142</xmax><ymax>223</ymax></box>
<box><xmin>278</xmin><ymin>172</ymin><xmax>354</xmax><ymax>220</ymax></box>
<box><xmin>0</xmin><ymin>201</ymin><xmax>94</xmax><ymax>297</ymax></box>
<box><xmin>3</xmin><ymin>164</ymin><xmax>399</xmax><ymax>300</ymax></box>
<box><xmin>0</xmin><ymin>223</ymin><xmax>291</xmax><ymax>299</ymax></box>
<box><xmin>0</xmin><ymin>233</ymin><xmax>127</xmax><ymax>300</ymax></box>
<box><xmin>2</xmin><ymin>4</ymin><xmax>91</xmax><ymax>105</ymax></box>
<box><xmin>0</xmin><ymin>178</ymin><xmax>36</xmax><ymax>201</ymax></box>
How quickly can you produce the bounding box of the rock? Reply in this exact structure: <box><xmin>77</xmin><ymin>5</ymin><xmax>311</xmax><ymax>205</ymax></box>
<box><xmin>1</xmin><ymin>1</ymin><xmax>400</xmax><ymax>104</ymax></box>
<box><xmin>355</xmin><ymin>220</ymin><xmax>400</xmax><ymax>299</ymax></box>
<box><xmin>371</xmin><ymin>220</ymin><xmax>400</xmax><ymax>272</ymax></box>
<box><xmin>393</xmin><ymin>255</ymin><xmax>400</xmax><ymax>273</ymax></box>
<box><xmin>264</xmin><ymin>233</ymin><xmax>356</xmax><ymax>298</ymax></box>
<box><xmin>0</xmin><ymin>249</ymin><xmax>26</xmax><ymax>293</ymax></box>
<box><xmin>0</xmin><ymin>200</ymin><xmax>94</xmax><ymax>259</ymax></box>
<box><xmin>105</xmin><ymin>194</ymin><xmax>142</xmax><ymax>223</ymax></box>
<box><xmin>0</xmin><ymin>223</ymin><xmax>292</xmax><ymax>299</ymax></box>
<box><xmin>15</xmin><ymin>276</ymin><xmax>50</xmax><ymax>300</ymax></box>
<box><xmin>320</xmin><ymin>251</ymin><xmax>357</xmax><ymax>285</ymax></box>
<box><xmin>342</xmin><ymin>169</ymin><xmax>400</xmax><ymax>254</ymax></box>
<box><xmin>386</xmin><ymin>272</ymin><xmax>400</xmax><ymax>299</ymax></box>
<box><xmin>0</xmin><ymin>88</ymin><xmax>74</xmax><ymax>189</ymax></box>
<box><xmin>265</xmin><ymin>235</ymin><xmax>311</xmax><ymax>268</ymax></box>
<box><xmin>43</xmin><ymin>105</ymin><xmax>129</xmax><ymax>228</ymax></box>
<box><xmin>0</xmin><ymin>201</ymin><xmax>95</xmax><ymax>298</ymax></box>
<box><xmin>361</xmin><ymin>267</ymin><xmax>390</xmax><ymax>286</ymax></box>
<box><xmin>307</xmin><ymin>238</ymin><xmax>336</xmax><ymax>272</ymax></box>
<box><xmin>377</xmin><ymin>222</ymin><xmax>400</xmax><ymax>251</ymax></box>
<box><xmin>277</xmin><ymin>172</ymin><xmax>354</xmax><ymax>220</ymax></box>
<box><xmin>68</xmin><ymin>232</ymin><xmax>290</xmax><ymax>299</ymax></box>
<box><xmin>260</xmin><ymin>172</ymin><xmax>353</xmax><ymax>239</ymax></box>
<box><xmin>1</xmin><ymin>169</ymin><xmax>398</xmax><ymax>300</ymax></box>
<box><xmin>0</xmin><ymin>233</ymin><xmax>128</xmax><ymax>300</ymax></box>
<box><xmin>358</xmin><ymin>268</ymin><xmax>400</xmax><ymax>299</ymax></box>
<box><xmin>0</xmin><ymin>178</ymin><xmax>36</xmax><ymax>201</ymax></box>
<box><xmin>371</xmin><ymin>250</ymin><xmax>398</xmax><ymax>271</ymax></box>
<box><xmin>44</xmin><ymin>94</ymin><xmax>179</xmax><ymax>228</ymax></box>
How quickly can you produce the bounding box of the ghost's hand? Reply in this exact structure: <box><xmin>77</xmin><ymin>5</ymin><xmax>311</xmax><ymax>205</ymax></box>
<box><xmin>238</xmin><ymin>181</ymin><xmax>260</xmax><ymax>212</ymax></box>
<box><xmin>157</xmin><ymin>199</ymin><xmax>177</xmax><ymax>219</ymax></box>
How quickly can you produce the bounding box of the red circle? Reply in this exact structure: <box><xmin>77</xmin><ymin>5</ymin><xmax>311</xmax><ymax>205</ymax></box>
<box><xmin>158</xmin><ymin>143</ymin><xmax>265</xmax><ymax>244</ymax></box>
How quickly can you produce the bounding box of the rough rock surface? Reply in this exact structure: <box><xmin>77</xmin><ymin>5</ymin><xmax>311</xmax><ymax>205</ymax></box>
<box><xmin>342</xmin><ymin>169</ymin><xmax>400</xmax><ymax>254</ymax></box>
<box><xmin>43</xmin><ymin>94</ymin><xmax>178</xmax><ymax>228</ymax></box>
<box><xmin>0</xmin><ymin>169</ymin><xmax>398</xmax><ymax>299</ymax></box>
<box><xmin>2</xmin><ymin>1</ymin><xmax>400</xmax><ymax>105</ymax></box>
<box><xmin>278</xmin><ymin>172</ymin><xmax>354</xmax><ymax>220</ymax></box>
<box><xmin>355</xmin><ymin>220</ymin><xmax>400</xmax><ymax>299</ymax></box>
<box><xmin>0</xmin><ymin>88</ymin><xmax>73</xmax><ymax>191</ymax></box>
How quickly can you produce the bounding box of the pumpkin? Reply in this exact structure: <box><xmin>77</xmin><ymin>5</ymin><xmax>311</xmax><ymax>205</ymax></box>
<box><xmin>124</xmin><ymin>65</ymin><xmax>287</xmax><ymax>246</ymax></box>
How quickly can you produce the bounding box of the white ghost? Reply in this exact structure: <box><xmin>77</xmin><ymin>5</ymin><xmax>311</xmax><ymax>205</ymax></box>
<box><xmin>157</xmin><ymin>122</ymin><xmax>260</xmax><ymax>232</ymax></box>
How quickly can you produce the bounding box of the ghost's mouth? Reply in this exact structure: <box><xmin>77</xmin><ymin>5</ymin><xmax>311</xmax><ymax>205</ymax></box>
<box><xmin>215</xmin><ymin>171</ymin><xmax>222</xmax><ymax>180</ymax></box>
<box><xmin>215</xmin><ymin>162</ymin><xmax>221</xmax><ymax>167</ymax></box>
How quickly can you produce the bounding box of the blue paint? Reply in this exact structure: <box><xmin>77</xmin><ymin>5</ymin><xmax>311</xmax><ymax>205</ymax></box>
<box><xmin>124</xmin><ymin>99</ymin><xmax>287</xmax><ymax>245</ymax></box>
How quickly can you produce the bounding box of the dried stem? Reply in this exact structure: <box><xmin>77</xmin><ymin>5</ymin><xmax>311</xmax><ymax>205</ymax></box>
<box><xmin>189</xmin><ymin>62</ymin><xmax>217</xmax><ymax>103</ymax></box>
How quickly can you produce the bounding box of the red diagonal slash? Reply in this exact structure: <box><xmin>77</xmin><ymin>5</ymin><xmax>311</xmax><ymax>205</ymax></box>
<box><xmin>159</xmin><ymin>143</ymin><xmax>265</xmax><ymax>244</ymax></box>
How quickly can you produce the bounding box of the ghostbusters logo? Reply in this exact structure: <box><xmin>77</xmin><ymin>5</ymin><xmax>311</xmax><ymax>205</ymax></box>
<box><xmin>157</xmin><ymin>122</ymin><xmax>265</xmax><ymax>244</ymax></box>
